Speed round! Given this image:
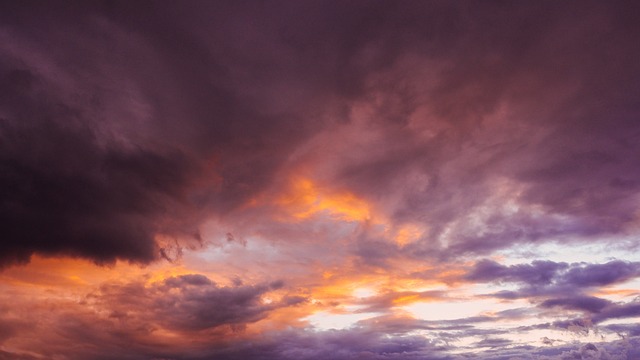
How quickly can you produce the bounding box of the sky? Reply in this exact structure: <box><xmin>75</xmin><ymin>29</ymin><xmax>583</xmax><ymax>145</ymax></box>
<box><xmin>1</xmin><ymin>1</ymin><xmax>640</xmax><ymax>359</ymax></box>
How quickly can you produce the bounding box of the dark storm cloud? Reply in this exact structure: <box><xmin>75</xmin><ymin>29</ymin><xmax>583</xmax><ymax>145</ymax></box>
<box><xmin>0</xmin><ymin>6</ymin><xmax>201</xmax><ymax>266</ymax></box>
<box><xmin>1</xmin><ymin>2</ymin><xmax>640</xmax><ymax>358</ymax></box>
<box><xmin>0</xmin><ymin>106</ymin><xmax>199</xmax><ymax>266</ymax></box>
<box><xmin>1</xmin><ymin>0</ymin><xmax>639</xmax><ymax>268</ymax></box>
<box><xmin>0</xmin><ymin>0</ymin><xmax>335</xmax><ymax>267</ymax></box>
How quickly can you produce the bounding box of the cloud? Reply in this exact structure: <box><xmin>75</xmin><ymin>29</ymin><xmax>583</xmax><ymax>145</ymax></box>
<box><xmin>1</xmin><ymin>1</ymin><xmax>640</xmax><ymax>359</ymax></box>
<box><xmin>354</xmin><ymin>289</ymin><xmax>448</xmax><ymax>313</ymax></box>
<box><xmin>90</xmin><ymin>274</ymin><xmax>288</xmax><ymax>332</ymax></box>
<box><xmin>466</xmin><ymin>260</ymin><xmax>569</xmax><ymax>286</ymax></box>
<box><xmin>592</xmin><ymin>299</ymin><xmax>640</xmax><ymax>324</ymax></box>
<box><xmin>474</xmin><ymin>337</ymin><xmax>513</xmax><ymax>349</ymax></box>
<box><xmin>0</xmin><ymin>111</ymin><xmax>200</xmax><ymax>267</ymax></box>
<box><xmin>0</xmin><ymin>308</ymin><xmax>449</xmax><ymax>360</ymax></box>
<box><xmin>1</xmin><ymin>0</ymin><xmax>640</xmax><ymax>270</ymax></box>
<box><xmin>466</xmin><ymin>260</ymin><xmax>640</xmax><ymax>298</ymax></box>
<box><xmin>0</xmin><ymin>272</ymin><xmax>306</xmax><ymax>360</ymax></box>
<box><xmin>540</xmin><ymin>296</ymin><xmax>612</xmax><ymax>313</ymax></box>
<box><xmin>0</xmin><ymin>318</ymin><xmax>26</xmax><ymax>344</ymax></box>
<box><xmin>560</xmin><ymin>262</ymin><xmax>640</xmax><ymax>288</ymax></box>
<box><xmin>554</xmin><ymin>343</ymin><xmax>618</xmax><ymax>360</ymax></box>
<box><xmin>0</xmin><ymin>1</ymin><xmax>331</xmax><ymax>268</ymax></box>
<box><xmin>0</xmin><ymin>351</ymin><xmax>38</xmax><ymax>360</ymax></box>
<box><xmin>604</xmin><ymin>324</ymin><xmax>640</xmax><ymax>338</ymax></box>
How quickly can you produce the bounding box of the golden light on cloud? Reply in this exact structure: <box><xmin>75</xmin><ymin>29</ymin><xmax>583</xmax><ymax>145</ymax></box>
<box><xmin>272</xmin><ymin>176</ymin><xmax>431</xmax><ymax>252</ymax></box>
<box><xmin>276</xmin><ymin>177</ymin><xmax>371</xmax><ymax>222</ymax></box>
<box><xmin>392</xmin><ymin>294</ymin><xmax>421</xmax><ymax>305</ymax></box>
<box><xmin>353</xmin><ymin>287</ymin><xmax>377</xmax><ymax>298</ymax></box>
<box><xmin>0</xmin><ymin>254</ymin><xmax>212</xmax><ymax>301</ymax></box>
<box><xmin>3</xmin><ymin>2</ymin><xmax>640</xmax><ymax>358</ymax></box>
<box><xmin>390</xmin><ymin>223</ymin><xmax>429</xmax><ymax>246</ymax></box>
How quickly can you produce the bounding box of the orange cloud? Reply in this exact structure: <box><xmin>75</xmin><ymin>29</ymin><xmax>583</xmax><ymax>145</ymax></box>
<box><xmin>275</xmin><ymin>177</ymin><xmax>372</xmax><ymax>222</ymax></box>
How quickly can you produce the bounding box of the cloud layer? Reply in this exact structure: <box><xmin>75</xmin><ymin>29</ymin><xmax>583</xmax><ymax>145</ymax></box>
<box><xmin>1</xmin><ymin>1</ymin><xmax>640</xmax><ymax>359</ymax></box>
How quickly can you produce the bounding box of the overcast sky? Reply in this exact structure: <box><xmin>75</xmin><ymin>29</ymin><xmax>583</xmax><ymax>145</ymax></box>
<box><xmin>1</xmin><ymin>1</ymin><xmax>640</xmax><ymax>359</ymax></box>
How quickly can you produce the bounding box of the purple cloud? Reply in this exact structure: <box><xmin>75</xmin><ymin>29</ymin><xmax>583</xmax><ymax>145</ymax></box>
<box><xmin>466</xmin><ymin>259</ymin><xmax>568</xmax><ymax>285</ymax></box>
<box><xmin>92</xmin><ymin>275</ymin><xmax>288</xmax><ymax>332</ymax></box>
<box><xmin>1</xmin><ymin>1</ymin><xmax>640</xmax><ymax>359</ymax></box>
<box><xmin>560</xmin><ymin>261</ymin><xmax>640</xmax><ymax>287</ymax></box>
<box><xmin>467</xmin><ymin>260</ymin><xmax>640</xmax><ymax>298</ymax></box>
<box><xmin>592</xmin><ymin>300</ymin><xmax>640</xmax><ymax>324</ymax></box>
<box><xmin>1</xmin><ymin>0</ymin><xmax>640</xmax><ymax>270</ymax></box>
<box><xmin>540</xmin><ymin>296</ymin><xmax>612</xmax><ymax>313</ymax></box>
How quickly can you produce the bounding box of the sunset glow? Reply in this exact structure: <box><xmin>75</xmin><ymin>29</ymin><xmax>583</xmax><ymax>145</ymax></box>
<box><xmin>1</xmin><ymin>1</ymin><xmax>640</xmax><ymax>359</ymax></box>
